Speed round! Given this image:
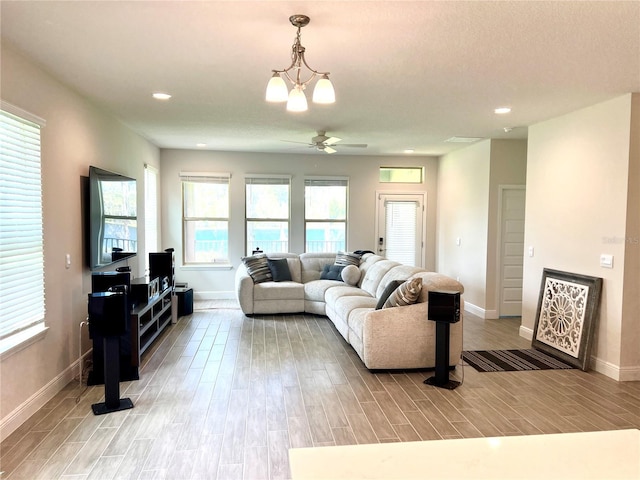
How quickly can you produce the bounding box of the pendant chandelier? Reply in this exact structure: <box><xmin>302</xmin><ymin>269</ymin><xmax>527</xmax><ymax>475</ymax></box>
<box><xmin>265</xmin><ymin>15</ymin><xmax>335</xmax><ymax>112</ymax></box>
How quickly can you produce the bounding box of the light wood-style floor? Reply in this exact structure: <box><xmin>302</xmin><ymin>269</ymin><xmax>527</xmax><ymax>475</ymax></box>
<box><xmin>2</xmin><ymin>303</ymin><xmax>640</xmax><ymax>479</ymax></box>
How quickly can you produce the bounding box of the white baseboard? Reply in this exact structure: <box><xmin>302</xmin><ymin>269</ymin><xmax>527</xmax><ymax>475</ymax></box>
<box><xmin>464</xmin><ymin>302</ymin><xmax>498</xmax><ymax>319</ymax></box>
<box><xmin>0</xmin><ymin>351</ymin><xmax>89</xmax><ymax>442</ymax></box>
<box><xmin>193</xmin><ymin>291</ymin><xmax>234</xmax><ymax>301</ymax></box>
<box><xmin>519</xmin><ymin>325</ymin><xmax>533</xmax><ymax>341</ymax></box>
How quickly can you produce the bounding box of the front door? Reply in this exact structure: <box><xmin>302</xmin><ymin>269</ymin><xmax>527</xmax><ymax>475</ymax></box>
<box><xmin>376</xmin><ymin>193</ymin><xmax>425</xmax><ymax>267</ymax></box>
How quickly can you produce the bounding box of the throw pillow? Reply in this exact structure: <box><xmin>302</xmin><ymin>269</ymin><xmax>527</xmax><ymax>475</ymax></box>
<box><xmin>334</xmin><ymin>251</ymin><xmax>362</xmax><ymax>267</ymax></box>
<box><xmin>268</xmin><ymin>258</ymin><xmax>292</xmax><ymax>282</ymax></box>
<box><xmin>320</xmin><ymin>264</ymin><xmax>345</xmax><ymax>281</ymax></box>
<box><xmin>383</xmin><ymin>277</ymin><xmax>423</xmax><ymax>309</ymax></box>
<box><xmin>341</xmin><ymin>264</ymin><xmax>361</xmax><ymax>286</ymax></box>
<box><xmin>375</xmin><ymin>280</ymin><xmax>404</xmax><ymax>310</ymax></box>
<box><xmin>242</xmin><ymin>253</ymin><xmax>272</xmax><ymax>284</ymax></box>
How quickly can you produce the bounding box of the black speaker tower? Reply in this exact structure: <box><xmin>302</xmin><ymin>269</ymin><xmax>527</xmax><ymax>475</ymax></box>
<box><xmin>88</xmin><ymin>291</ymin><xmax>134</xmax><ymax>415</ymax></box>
<box><xmin>424</xmin><ymin>290</ymin><xmax>461</xmax><ymax>390</ymax></box>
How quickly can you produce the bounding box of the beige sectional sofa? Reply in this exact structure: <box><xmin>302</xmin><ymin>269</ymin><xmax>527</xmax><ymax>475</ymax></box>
<box><xmin>234</xmin><ymin>252</ymin><xmax>464</xmax><ymax>370</ymax></box>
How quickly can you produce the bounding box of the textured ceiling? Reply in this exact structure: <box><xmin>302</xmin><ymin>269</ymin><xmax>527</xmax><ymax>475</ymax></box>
<box><xmin>2</xmin><ymin>1</ymin><xmax>639</xmax><ymax>156</ymax></box>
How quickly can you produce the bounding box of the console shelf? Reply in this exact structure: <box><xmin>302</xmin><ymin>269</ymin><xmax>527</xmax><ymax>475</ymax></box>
<box><xmin>131</xmin><ymin>287</ymin><xmax>173</xmax><ymax>364</ymax></box>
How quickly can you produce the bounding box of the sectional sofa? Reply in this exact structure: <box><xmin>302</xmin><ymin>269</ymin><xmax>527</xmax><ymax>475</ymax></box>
<box><xmin>234</xmin><ymin>252</ymin><xmax>464</xmax><ymax>370</ymax></box>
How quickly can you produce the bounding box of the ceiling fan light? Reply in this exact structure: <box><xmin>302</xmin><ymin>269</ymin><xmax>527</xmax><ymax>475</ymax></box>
<box><xmin>266</xmin><ymin>73</ymin><xmax>288</xmax><ymax>102</ymax></box>
<box><xmin>286</xmin><ymin>87</ymin><xmax>308</xmax><ymax>112</ymax></box>
<box><xmin>312</xmin><ymin>75</ymin><xmax>335</xmax><ymax>104</ymax></box>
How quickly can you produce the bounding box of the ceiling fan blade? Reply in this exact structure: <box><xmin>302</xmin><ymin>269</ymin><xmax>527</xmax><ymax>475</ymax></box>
<box><xmin>324</xmin><ymin>136</ymin><xmax>342</xmax><ymax>145</ymax></box>
<box><xmin>340</xmin><ymin>143</ymin><xmax>368</xmax><ymax>148</ymax></box>
<box><xmin>281</xmin><ymin>140</ymin><xmax>314</xmax><ymax>146</ymax></box>
<box><xmin>324</xmin><ymin>146</ymin><xmax>337</xmax><ymax>154</ymax></box>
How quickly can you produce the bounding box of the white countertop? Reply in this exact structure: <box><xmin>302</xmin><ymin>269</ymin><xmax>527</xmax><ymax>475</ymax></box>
<box><xmin>289</xmin><ymin>429</ymin><xmax>640</xmax><ymax>479</ymax></box>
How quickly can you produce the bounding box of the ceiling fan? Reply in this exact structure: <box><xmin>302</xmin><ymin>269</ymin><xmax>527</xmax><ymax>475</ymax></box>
<box><xmin>283</xmin><ymin>131</ymin><xmax>368</xmax><ymax>154</ymax></box>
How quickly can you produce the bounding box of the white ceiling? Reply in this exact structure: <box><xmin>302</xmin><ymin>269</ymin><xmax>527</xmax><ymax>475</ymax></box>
<box><xmin>2</xmin><ymin>1</ymin><xmax>639</xmax><ymax>156</ymax></box>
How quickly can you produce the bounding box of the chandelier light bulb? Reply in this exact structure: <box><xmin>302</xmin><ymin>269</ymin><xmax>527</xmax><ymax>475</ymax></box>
<box><xmin>265</xmin><ymin>73</ymin><xmax>288</xmax><ymax>102</ymax></box>
<box><xmin>286</xmin><ymin>86</ymin><xmax>308</xmax><ymax>112</ymax></box>
<box><xmin>312</xmin><ymin>75</ymin><xmax>335</xmax><ymax>104</ymax></box>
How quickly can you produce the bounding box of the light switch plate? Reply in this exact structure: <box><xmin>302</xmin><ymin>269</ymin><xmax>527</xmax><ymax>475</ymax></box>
<box><xmin>600</xmin><ymin>254</ymin><xmax>613</xmax><ymax>268</ymax></box>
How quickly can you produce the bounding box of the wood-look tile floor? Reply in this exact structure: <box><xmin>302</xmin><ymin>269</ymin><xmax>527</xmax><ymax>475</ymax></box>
<box><xmin>2</xmin><ymin>305</ymin><xmax>640</xmax><ymax>479</ymax></box>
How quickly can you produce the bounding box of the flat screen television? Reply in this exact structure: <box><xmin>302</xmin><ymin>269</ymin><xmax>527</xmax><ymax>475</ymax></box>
<box><xmin>88</xmin><ymin>166</ymin><xmax>137</xmax><ymax>270</ymax></box>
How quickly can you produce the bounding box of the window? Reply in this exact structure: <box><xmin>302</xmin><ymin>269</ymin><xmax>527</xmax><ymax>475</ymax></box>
<box><xmin>304</xmin><ymin>178</ymin><xmax>348</xmax><ymax>252</ymax></box>
<box><xmin>0</xmin><ymin>104</ymin><xmax>46</xmax><ymax>354</ymax></box>
<box><xmin>181</xmin><ymin>172</ymin><xmax>230</xmax><ymax>264</ymax></box>
<box><xmin>245</xmin><ymin>175</ymin><xmax>290</xmax><ymax>255</ymax></box>
<box><xmin>144</xmin><ymin>164</ymin><xmax>158</xmax><ymax>273</ymax></box>
<box><xmin>379</xmin><ymin>166</ymin><xmax>423</xmax><ymax>183</ymax></box>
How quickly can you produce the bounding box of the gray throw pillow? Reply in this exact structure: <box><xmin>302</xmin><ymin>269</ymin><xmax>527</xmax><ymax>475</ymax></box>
<box><xmin>320</xmin><ymin>264</ymin><xmax>345</xmax><ymax>280</ymax></box>
<box><xmin>268</xmin><ymin>258</ymin><xmax>292</xmax><ymax>282</ymax></box>
<box><xmin>242</xmin><ymin>253</ymin><xmax>272</xmax><ymax>284</ymax></box>
<box><xmin>375</xmin><ymin>280</ymin><xmax>404</xmax><ymax>310</ymax></box>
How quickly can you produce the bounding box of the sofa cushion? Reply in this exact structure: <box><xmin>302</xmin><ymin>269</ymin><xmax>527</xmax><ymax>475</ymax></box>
<box><xmin>360</xmin><ymin>259</ymin><xmax>400</xmax><ymax>297</ymax></box>
<box><xmin>320</xmin><ymin>264</ymin><xmax>345</xmax><ymax>280</ymax></box>
<box><xmin>300</xmin><ymin>253</ymin><xmax>337</xmax><ymax>283</ymax></box>
<box><xmin>334</xmin><ymin>251</ymin><xmax>362</xmax><ymax>267</ymax></box>
<box><xmin>413</xmin><ymin>272</ymin><xmax>465</xmax><ymax>303</ymax></box>
<box><xmin>268</xmin><ymin>258</ymin><xmax>292</xmax><ymax>282</ymax></box>
<box><xmin>341</xmin><ymin>264</ymin><xmax>361</xmax><ymax>286</ymax></box>
<box><xmin>242</xmin><ymin>253</ymin><xmax>272</xmax><ymax>284</ymax></box>
<box><xmin>375</xmin><ymin>280</ymin><xmax>404</xmax><ymax>310</ymax></box>
<box><xmin>304</xmin><ymin>279</ymin><xmax>343</xmax><ymax>302</ymax></box>
<box><xmin>253</xmin><ymin>281</ymin><xmax>303</xmax><ymax>301</ymax></box>
<box><xmin>384</xmin><ymin>277</ymin><xmax>423</xmax><ymax>308</ymax></box>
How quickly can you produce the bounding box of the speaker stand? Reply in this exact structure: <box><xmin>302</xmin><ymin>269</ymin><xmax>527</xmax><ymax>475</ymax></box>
<box><xmin>424</xmin><ymin>322</ymin><xmax>460</xmax><ymax>390</ymax></box>
<box><xmin>91</xmin><ymin>336</ymin><xmax>134</xmax><ymax>415</ymax></box>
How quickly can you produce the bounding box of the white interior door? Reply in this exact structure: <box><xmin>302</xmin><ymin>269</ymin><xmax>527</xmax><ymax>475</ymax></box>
<box><xmin>499</xmin><ymin>187</ymin><xmax>526</xmax><ymax>317</ymax></box>
<box><xmin>376</xmin><ymin>193</ymin><xmax>425</xmax><ymax>267</ymax></box>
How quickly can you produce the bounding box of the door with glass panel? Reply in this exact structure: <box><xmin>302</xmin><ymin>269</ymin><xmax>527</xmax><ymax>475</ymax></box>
<box><xmin>376</xmin><ymin>193</ymin><xmax>425</xmax><ymax>267</ymax></box>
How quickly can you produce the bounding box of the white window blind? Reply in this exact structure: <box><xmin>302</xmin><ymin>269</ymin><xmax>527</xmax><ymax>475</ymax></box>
<box><xmin>0</xmin><ymin>107</ymin><xmax>45</xmax><ymax>341</ymax></box>
<box><xmin>144</xmin><ymin>164</ymin><xmax>158</xmax><ymax>272</ymax></box>
<box><xmin>384</xmin><ymin>200</ymin><xmax>418</xmax><ymax>265</ymax></box>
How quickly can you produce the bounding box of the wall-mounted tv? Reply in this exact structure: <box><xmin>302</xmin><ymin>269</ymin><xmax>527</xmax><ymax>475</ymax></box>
<box><xmin>88</xmin><ymin>166</ymin><xmax>137</xmax><ymax>270</ymax></box>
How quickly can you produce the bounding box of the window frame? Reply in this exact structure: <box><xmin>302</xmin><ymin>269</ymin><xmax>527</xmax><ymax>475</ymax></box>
<box><xmin>304</xmin><ymin>177</ymin><xmax>349</xmax><ymax>253</ymax></box>
<box><xmin>244</xmin><ymin>175</ymin><xmax>291</xmax><ymax>256</ymax></box>
<box><xmin>0</xmin><ymin>102</ymin><xmax>48</xmax><ymax>358</ymax></box>
<box><xmin>180</xmin><ymin>172</ymin><xmax>231</xmax><ymax>266</ymax></box>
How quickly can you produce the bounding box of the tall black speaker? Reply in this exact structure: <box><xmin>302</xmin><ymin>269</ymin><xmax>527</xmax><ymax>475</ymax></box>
<box><xmin>88</xmin><ymin>271</ymin><xmax>138</xmax><ymax>385</ymax></box>
<box><xmin>88</xmin><ymin>291</ymin><xmax>134</xmax><ymax>415</ymax></box>
<box><xmin>149</xmin><ymin>251</ymin><xmax>174</xmax><ymax>289</ymax></box>
<box><xmin>424</xmin><ymin>290</ymin><xmax>461</xmax><ymax>390</ymax></box>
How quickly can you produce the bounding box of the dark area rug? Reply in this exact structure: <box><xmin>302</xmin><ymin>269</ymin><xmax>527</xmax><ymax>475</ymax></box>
<box><xmin>462</xmin><ymin>349</ymin><xmax>575</xmax><ymax>372</ymax></box>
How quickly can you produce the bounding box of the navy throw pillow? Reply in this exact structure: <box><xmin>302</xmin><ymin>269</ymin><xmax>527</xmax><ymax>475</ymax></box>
<box><xmin>268</xmin><ymin>258</ymin><xmax>292</xmax><ymax>282</ymax></box>
<box><xmin>320</xmin><ymin>264</ymin><xmax>345</xmax><ymax>281</ymax></box>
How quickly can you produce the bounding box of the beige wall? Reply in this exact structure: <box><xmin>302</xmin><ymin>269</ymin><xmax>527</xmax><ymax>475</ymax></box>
<box><xmin>522</xmin><ymin>94</ymin><xmax>636</xmax><ymax>379</ymax></box>
<box><xmin>1</xmin><ymin>44</ymin><xmax>160</xmax><ymax>439</ymax></box>
<box><xmin>437</xmin><ymin>139</ymin><xmax>527</xmax><ymax>317</ymax></box>
<box><xmin>620</xmin><ymin>94</ymin><xmax>640</xmax><ymax>371</ymax></box>
<box><xmin>436</xmin><ymin>140</ymin><xmax>491</xmax><ymax>309</ymax></box>
<box><xmin>486</xmin><ymin>140</ymin><xmax>528</xmax><ymax>314</ymax></box>
<box><xmin>160</xmin><ymin>149</ymin><xmax>439</xmax><ymax>297</ymax></box>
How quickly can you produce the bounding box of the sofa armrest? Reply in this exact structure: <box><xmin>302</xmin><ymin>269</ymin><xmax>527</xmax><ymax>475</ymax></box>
<box><xmin>235</xmin><ymin>263</ymin><xmax>255</xmax><ymax>314</ymax></box>
<box><xmin>359</xmin><ymin>301</ymin><xmax>463</xmax><ymax>369</ymax></box>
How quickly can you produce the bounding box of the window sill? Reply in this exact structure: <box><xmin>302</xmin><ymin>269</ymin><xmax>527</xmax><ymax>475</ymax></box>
<box><xmin>181</xmin><ymin>264</ymin><xmax>233</xmax><ymax>271</ymax></box>
<box><xmin>0</xmin><ymin>324</ymin><xmax>49</xmax><ymax>360</ymax></box>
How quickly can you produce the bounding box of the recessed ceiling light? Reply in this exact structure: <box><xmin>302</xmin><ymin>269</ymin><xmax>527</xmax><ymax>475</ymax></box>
<box><xmin>152</xmin><ymin>92</ymin><xmax>172</xmax><ymax>100</ymax></box>
<box><xmin>494</xmin><ymin>107</ymin><xmax>511</xmax><ymax>114</ymax></box>
<box><xmin>404</xmin><ymin>149</ymin><xmax>415</xmax><ymax>154</ymax></box>
<box><xmin>196</xmin><ymin>143</ymin><xmax>207</xmax><ymax>148</ymax></box>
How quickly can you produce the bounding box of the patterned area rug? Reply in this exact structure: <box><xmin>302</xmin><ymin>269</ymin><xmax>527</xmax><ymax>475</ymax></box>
<box><xmin>462</xmin><ymin>349</ymin><xmax>575</xmax><ymax>372</ymax></box>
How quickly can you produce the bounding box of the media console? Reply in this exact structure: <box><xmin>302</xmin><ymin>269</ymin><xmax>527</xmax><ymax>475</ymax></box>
<box><xmin>131</xmin><ymin>286</ymin><xmax>173</xmax><ymax>362</ymax></box>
